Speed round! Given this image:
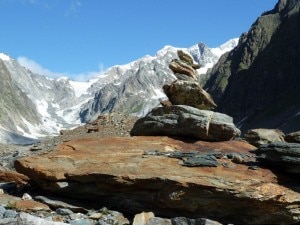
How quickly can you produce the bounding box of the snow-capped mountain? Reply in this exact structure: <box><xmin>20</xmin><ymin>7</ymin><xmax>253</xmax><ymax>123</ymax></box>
<box><xmin>79</xmin><ymin>38</ymin><xmax>239</xmax><ymax>122</ymax></box>
<box><xmin>0</xmin><ymin>38</ymin><xmax>238</xmax><ymax>144</ymax></box>
<box><xmin>0</xmin><ymin>53</ymin><xmax>106</xmax><ymax>143</ymax></box>
<box><xmin>189</xmin><ymin>38</ymin><xmax>239</xmax><ymax>74</ymax></box>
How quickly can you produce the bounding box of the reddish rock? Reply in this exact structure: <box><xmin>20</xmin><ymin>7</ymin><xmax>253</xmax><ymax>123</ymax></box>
<box><xmin>14</xmin><ymin>136</ymin><xmax>300</xmax><ymax>224</ymax></box>
<box><xmin>15</xmin><ymin>200</ymin><xmax>51</xmax><ymax>211</ymax></box>
<box><xmin>0</xmin><ymin>170</ymin><xmax>29</xmax><ymax>186</ymax></box>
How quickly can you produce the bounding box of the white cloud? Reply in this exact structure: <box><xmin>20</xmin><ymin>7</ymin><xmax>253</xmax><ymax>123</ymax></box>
<box><xmin>17</xmin><ymin>56</ymin><xmax>62</xmax><ymax>78</ymax></box>
<box><xmin>17</xmin><ymin>56</ymin><xmax>105</xmax><ymax>82</ymax></box>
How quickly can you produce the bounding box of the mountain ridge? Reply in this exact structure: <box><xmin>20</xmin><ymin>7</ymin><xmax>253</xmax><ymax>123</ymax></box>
<box><xmin>204</xmin><ymin>0</ymin><xmax>300</xmax><ymax>133</ymax></box>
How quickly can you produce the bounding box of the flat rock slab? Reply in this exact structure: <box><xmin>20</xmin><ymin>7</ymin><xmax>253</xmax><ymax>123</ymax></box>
<box><xmin>14</xmin><ymin>136</ymin><xmax>300</xmax><ymax>224</ymax></box>
<box><xmin>130</xmin><ymin>105</ymin><xmax>240</xmax><ymax>141</ymax></box>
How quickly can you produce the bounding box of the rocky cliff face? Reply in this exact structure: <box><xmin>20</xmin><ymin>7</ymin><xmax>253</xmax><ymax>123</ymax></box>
<box><xmin>204</xmin><ymin>0</ymin><xmax>300</xmax><ymax>133</ymax></box>
<box><xmin>0</xmin><ymin>60</ymin><xmax>40</xmax><ymax>144</ymax></box>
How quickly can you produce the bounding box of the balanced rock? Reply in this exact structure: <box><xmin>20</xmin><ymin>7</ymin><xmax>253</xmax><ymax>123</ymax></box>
<box><xmin>177</xmin><ymin>50</ymin><xmax>194</xmax><ymax>65</ymax></box>
<box><xmin>130</xmin><ymin>105</ymin><xmax>240</xmax><ymax>141</ymax></box>
<box><xmin>163</xmin><ymin>80</ymin><xmax>217</xmax><ymax>110</ymax></box>
<box><xmin>14</xmin><ymin>136</ymin><xmax>300</xmax><ymax>224</ymax></box>
<box><xmin>243</xmin><ymin>128</ymin><xmax>285</xmax><ymax>147</ymax></box>
<box><xmin>169</xmin><ymin>59</ymin><xmax>197</xmax><ymax>79</ymax></box>
<box><xmin>177</xmin><ymin>50</ymin><xmax>201</xmax><ymax>69</ymax></box>
<box><xmin>285</xmin><ymin>131</ymin><xmax>300</xmax><ymax>143</ymax></box>
<box><xmin>256</xmin><ymin>142</ymin><xmax>300</xmax><ymax>173</ymax></box>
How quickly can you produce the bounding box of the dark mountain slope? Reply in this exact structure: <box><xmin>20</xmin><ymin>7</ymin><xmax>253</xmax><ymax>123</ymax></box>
<box><xmin>204</xmin><ymin>0</ymin><xmax>300</xmax><ymax>133</ymax></box>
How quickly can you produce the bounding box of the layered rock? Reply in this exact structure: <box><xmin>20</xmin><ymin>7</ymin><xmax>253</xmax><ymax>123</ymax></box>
<box><xmin>14</xmin><ymin>136</ymin><xmax>300</xmax><ymax>224</ymax></box>
<box><xmin>130</xmin><ymin>105</ymin><xmax>240</xmax><ymax>141</ymax></box>
<box><xmin>243</xmin><ymin>128</ymin><xmax>285</xmax><ymax>147</ymax></box>
<box><xmin>256</xmin><ymin>142</ymin><xmax>300</xmax><ymax>173</ymax></box>
<box><xmin>169</xmin><ymin>59</ymin><xmax>197</xmax><ymax>79</ymax></box>
<box><xmin>177</xmin><ymin>50</ymin><xmax>194</xmax><ymax>66</ymax></box>
<box><xmin>165</xmin><ymin>50</ymin><xmax>217</xmax><ymax>110</ymax></box>
<box><xmin>168</xmin><ymin>50</ymin><xmax>199</xmax><ymax>79</ymax></box>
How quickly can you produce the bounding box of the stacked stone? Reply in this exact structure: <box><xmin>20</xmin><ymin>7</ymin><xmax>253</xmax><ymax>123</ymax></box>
<box><xmin>130</xmin><ymin>50</ymin><xmax>241</xmax><ymax>141</ymax></box>
<box><xmin>164</xmin><ymin>50</ymin><xmax>217</xmax><ymax>110</ymax></box>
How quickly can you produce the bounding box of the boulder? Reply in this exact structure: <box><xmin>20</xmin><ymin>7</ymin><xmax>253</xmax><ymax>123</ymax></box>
<box><xmin>14</xmin><ymin>200</ymin><xmax>50</xmax><ymax>212</ymax></box>
<box><xmin>169</xmin><ymin>59</ymin><xmax>197</xmax><ymax>79</ymax></box>
<box><xmin>285</xmin><ymin>131</ymin><xmax>300</xmax><ymax>143</ymax></box>
<box><xmin>243</xmin><ymin>128</ymin><xmax>285</xmax><ymax>147</ymax></box>
<box><xmin>163</xmin><ymin>80</ymin><xmax>217</xmax><ymax>110</ymax></box>
<box><xmin>14</xmin><ymin>136</ymin><xmax>300</xmax><ymax>224</ymax></box>
<box><xmin>130</xmin><ymin>105</ymin><xmax>240</xmax><ymax>141</ymax></box>
<box><xmin>146</xmin><ymin>217</ymin><xmax>171</xmax><ymax>225</ymax></box>
<box><xmin>133</xmin><ymin>212</ymin><xmax>155</xmax><ymax>225</ymax></box>
<box><xmin>256</xmin><ymin>142</ymin><xmax>300</xmax><ymax>173</ymax></box>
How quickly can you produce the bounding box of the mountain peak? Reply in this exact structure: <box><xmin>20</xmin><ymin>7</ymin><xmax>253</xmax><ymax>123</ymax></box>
<box><xmin>0</xmin><ymin>53</ymin><xmax>11</xmax><ymax>61</ymax></box>
<box><xmin>218</xmin><ymin>38</ymin><xmax>239</xmax><ymax>50</ymax></box>
<box><xmin>276</xmin><ymin>0</ymin><xmax>298</xmax><ymax>12</ymax></box>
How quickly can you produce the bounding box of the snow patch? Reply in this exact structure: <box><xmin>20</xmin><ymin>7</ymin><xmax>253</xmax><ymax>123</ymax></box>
<box><xmin>0</xmin><ymin>53</ymin><xmax>10</xmax><ymax>61</ymax></box>
<box><xmin>211</xmin><ymin>38</ymin><xmax>239</xmax><ymax>57</ymax></box>
<box><xmin>152</xmin><ymin>88</ymin><xmax>165</xmax><ymax>99</ymax></box>
<box><xmin>69</xmin><ymin>79</ymin><xmax>97</xmax><ymax>97</ymax></box>
<box><xmin>20</xmin><ymin>117</ymin><xmax>46</xmax><ymax>138</ymax></box>
<box><xmin>36</xmin><ymin>99</ymin><xmax>50</xmax><ymax>117</ymax></box>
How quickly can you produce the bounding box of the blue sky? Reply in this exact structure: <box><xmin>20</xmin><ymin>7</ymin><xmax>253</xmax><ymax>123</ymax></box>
<box><xmin>0</xmin><ymin>0</ymin><xmax>278</xmax><ymax>80</ymax></box>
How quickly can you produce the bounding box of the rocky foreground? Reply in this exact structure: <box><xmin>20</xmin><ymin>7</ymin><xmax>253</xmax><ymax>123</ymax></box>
<box><xmin>1</xmin><ymin>113</ymin><xmax>300</xmax><ymax>224</ymax></box>
<box><xmin>12</xmin><ymin>136</ymin><xmax>300</xmax><ymax>224</ymax></box>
